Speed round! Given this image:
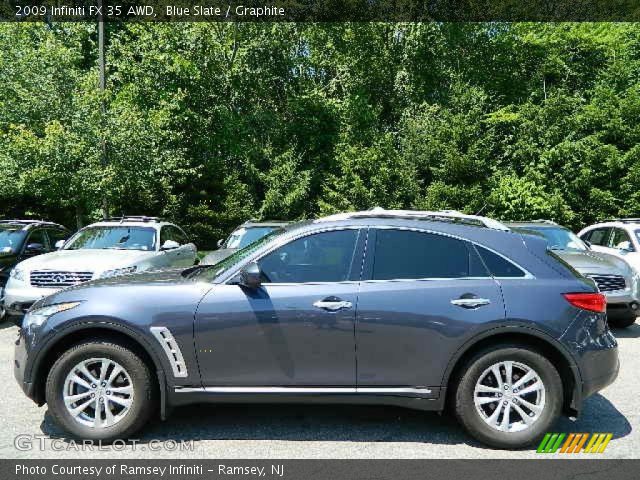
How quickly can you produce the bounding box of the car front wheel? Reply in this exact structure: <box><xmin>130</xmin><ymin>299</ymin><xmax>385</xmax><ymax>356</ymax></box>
<box><xmin>46</xmin><ymin>339</ymin><xmax>156</xmax><ymax>441</ymax></box>
<box><xmin>454</xmin><ymin>344</ymin><xmax>563</xmax><ymax>449</ymax></box>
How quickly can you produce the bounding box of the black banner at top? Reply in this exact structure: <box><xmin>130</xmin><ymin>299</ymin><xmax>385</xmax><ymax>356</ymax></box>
<box><xmin>2</xmin><ymin>0</ymin><xmax>640</xmax><ymax>22</ymax></box>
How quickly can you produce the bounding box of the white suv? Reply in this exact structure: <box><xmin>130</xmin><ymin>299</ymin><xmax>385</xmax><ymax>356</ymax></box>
<box><xmin>4</xmin><ymin>216</ymin><xmax>197</xmax><ymax>318</ymax></box>
<box><xmin>578</xmin><ymin>219</ymin><xmax>640</xmax><ymax>274</ymax></box>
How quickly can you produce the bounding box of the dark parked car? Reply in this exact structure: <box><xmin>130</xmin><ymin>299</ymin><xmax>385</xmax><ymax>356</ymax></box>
<box><xmin>201</xmin><ymin>220</ymin><xmax>289</xmax><ymax>265</ymax></box>
<box><xmin>14</xmin><ymin>209</ymin><xmax>618</xmax><ymax>449</ymax></box>
<box><xmin>0</xmin><ymin>220</ymin><xmax>70</xmax><ymax>320</ymax></box>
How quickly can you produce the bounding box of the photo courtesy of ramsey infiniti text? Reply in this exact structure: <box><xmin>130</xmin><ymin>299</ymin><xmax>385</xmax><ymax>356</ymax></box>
<box><xmin>13</xmin><ymin>209</ymin><xmax>619</xmax><ymax>449</ymax></box>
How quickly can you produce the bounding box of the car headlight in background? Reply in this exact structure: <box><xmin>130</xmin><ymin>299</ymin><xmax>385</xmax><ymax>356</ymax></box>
<box><xmin>23</xmin><ymin>302</ymin><xmax>82</xmax><ymax>329</ymax></box>
<box><xmin>99</xmin><ymin>266</ymin><xmax>137</xmax><ymax>279</ymax></box>
<box><xmin>10</xmin><ymin>266</ymin><xmax>25</xmax><ymax>282</ymax></box>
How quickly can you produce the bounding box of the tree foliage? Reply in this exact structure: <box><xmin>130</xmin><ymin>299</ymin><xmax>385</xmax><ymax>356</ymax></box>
<box><xmin>1</xmin><ymin>22</ymin><xmax>639</xmax><ymax>247</ymax></box>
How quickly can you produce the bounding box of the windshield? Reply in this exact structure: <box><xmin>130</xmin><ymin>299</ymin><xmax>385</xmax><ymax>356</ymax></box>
<box><xmin>64</xmin><ymin>226</ymin><xmax>157</xmax><ymax>251</ymax></box>
<box><xmin>519</xmin><ymin>226</ymin><xmax>587</xmax><ymax>251</ymax></box>
<box><xmin>192</xmin><ymin>228</ymin><xmax>286</xmax><ymax>280</ymax></box>
<box><xmin>0</xmin><ymin>226</ymin><xmax>25</xmax><ymax>253</ymax></box>
<box><xmin>225</xmin><ymin>226</ymin><xmax>277</xmax><ymax>249</ymax></box>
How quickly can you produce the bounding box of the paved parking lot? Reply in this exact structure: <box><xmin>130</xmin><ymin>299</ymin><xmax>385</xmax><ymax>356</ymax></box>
<box><xmin>0</xmin><ymin>321</ymin><xmax>638</xmax><ymax>459</ymax></box>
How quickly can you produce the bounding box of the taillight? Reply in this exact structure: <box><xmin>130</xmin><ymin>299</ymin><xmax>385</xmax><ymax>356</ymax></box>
<box><xmin>563</xmin><ymin>293</ymin><xmax>606</xmax><ymax>313</ymax></box>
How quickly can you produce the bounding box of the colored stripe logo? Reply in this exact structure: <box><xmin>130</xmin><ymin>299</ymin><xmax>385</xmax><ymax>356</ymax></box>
<box><xmin>537</xmin><ymin>433</ymin><xmax>613</xmax><ymax>453</ymax></box>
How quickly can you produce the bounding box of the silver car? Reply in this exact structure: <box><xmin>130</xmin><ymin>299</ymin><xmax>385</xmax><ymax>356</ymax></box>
<box><xmin>3</xmin><ymin>216</ymin><xmax>197</xmax><ymax>320</ymax></box>
<box><xmin>202</xmin><ymin>220</ymin><xmax>288</xmax><ymax>265</ymax></box>
<box><xmin>508</xmin><ymin>221</ymin><xmax>639</xmax><ymax>328</ymax></box>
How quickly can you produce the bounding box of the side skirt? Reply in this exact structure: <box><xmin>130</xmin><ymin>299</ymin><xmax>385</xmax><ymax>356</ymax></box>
<box><xmin>168</xmin><ymin>386</ymin><xmax>444</xmax><ymax>412</ymax></box>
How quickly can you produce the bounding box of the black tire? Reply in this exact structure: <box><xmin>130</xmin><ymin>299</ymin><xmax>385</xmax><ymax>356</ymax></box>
<box><xmin>608</xmin><ymin>315</ymin><xmax>637</xmax><ymax>329</ymax></box>
<box><xmin>454</xmin><ymin>344</ymin><xmax>563</xmax><ymax>449</ymax></box>
<box><xmin>46</xmin><ymin>339</ymin><xmax>156</xmax><ymax>441</ymax></box>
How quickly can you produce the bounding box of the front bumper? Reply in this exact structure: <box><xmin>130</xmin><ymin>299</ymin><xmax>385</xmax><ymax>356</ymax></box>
<box><xmin>14</xmin><ymin>326</ymin><xmax>37</xmax><ymax>401</ymax></box>
<box><xmin>4</xmin><ymin>281</ymin><xmax>60</xmax><ymax>318</ymax></box>
<box><xmin>602</xmin><ymin>289</ymin><xmax>639</xmax><ymax>319</ymax></box>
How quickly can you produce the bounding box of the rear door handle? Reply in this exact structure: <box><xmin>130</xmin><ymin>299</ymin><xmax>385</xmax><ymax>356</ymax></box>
<box><xmin>451</xmin><ymin>298</ymin><xmax>491</xmax><ymax>309</ymax></box>
<box><xmin>313</xmin><ymin>297</ymin><xmax>353</xmax><ymax>312</ymax></box>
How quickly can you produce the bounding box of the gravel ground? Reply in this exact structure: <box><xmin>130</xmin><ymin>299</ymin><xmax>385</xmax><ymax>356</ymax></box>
<box><xmin>0</xmin><ymin>321</ymin><xmax>638</xmax><ymax>459</ymax></box>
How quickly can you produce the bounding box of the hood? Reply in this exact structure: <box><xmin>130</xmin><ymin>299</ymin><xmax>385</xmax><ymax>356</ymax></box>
<box><xmin>553</xmin><ymin>249</ymin><xmax>633</xmax><ymax>276</ymax></box>
<box><xmin>16</xmin><ymin>249</ymin><xmax>156</xmax><ymax>274</ymax></box>
<box><xmin>201</xmin><ymin>248</ymin><xmax>236</xmax><ymax>265</ymax></box>
<box><xmin>35</xmin><ymin>267</ymin><xmax>214</xmax><ymax>320</ymax></box>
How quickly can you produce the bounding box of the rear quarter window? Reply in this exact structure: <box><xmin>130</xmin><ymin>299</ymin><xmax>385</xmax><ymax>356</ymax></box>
<box><xmin>475</xmin><ymin>245</ymin><xmax>526</xmax><ymax>278</ymax></box>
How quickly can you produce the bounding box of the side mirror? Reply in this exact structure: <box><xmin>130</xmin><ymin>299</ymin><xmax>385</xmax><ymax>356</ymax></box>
<box><xmin>217</xmin><ymin>239</ymin><xmax>224</xmax><ymax>248</ymax></box>
<box><xmin>616</xmin><ymin>241</ymin><xmax>632</xmax><ymax>252</ymax></box>
<box><xmin>55</xmin><ymin>239</ymin><xmax>66</xmax><ymax>250</ymax></box>
<box><xmin>239</xmin><ymin>261</ymin><xmax>262</xmax><ymax>289</ymax></box>
<box><xmin>25</xmin><ymin>243</ymin><xmax>44</xmax><ymax>253</ymax></box>
<box><xmin>160</xmin><ymin>240</ymin><xmax>180</xmax><ymax>251</ymax></box>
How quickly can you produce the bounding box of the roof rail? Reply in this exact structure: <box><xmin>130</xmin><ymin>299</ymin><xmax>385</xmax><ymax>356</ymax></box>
<box><xmin>315</xmin><ymin>208</ymin><xmax>510</xmax><ymax>231</ymax></box>
<box><xmin>106</xmin><ymin>216</ymin><xmax>162</xmax><ymax>223</ymax></box>
<box><xmin>0</xmin><ymin>219</ymin><xmax>61</xmax><ymax>227</ymax></box>
<box><xmin>600</xmin><ymin>218</ymin><xmax>640</xmax><ymax>224</ymax></box>
<box><xmin>527</xmin><ymin>219</ymin><xmax>559</xmax><ymax>225</ymax></box>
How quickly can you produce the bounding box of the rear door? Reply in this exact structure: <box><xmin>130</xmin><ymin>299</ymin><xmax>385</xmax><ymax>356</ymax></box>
<box><xmin>355</xmin><ymin>228</ymin><xmax>505</xmax><ymax>390</ymax></box>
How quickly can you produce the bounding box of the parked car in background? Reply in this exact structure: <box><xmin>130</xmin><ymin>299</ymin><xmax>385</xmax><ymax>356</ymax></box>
<box><xmin>3</xmin><ymin>216</ymin><xmax>196</xmax><ymax>320</ymax></box>
<box><xmin>201</xmin><ymin>220</ymin><xmax>289</xmax><ymax>265</ymax></box>
<box><xmin>0</xmin><ymin>220</ymin><xmax>70</xmax><ymax>320</ymax></box>
<box><xmin>508</xmin><ymin>221</ymin><xmax>639</xmax><ymax>328</ymax></box>
<box><xmin>15</xmin><ymin>209</ymin><xmax>618</xmax><ymax>449</ymax></box>
<box><xmin>579</xmin><ymin>219</ymin><xmax>640</xmax><ymax>274</ymax></box>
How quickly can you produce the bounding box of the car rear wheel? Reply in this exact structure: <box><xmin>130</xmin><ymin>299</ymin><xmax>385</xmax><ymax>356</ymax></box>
<box><xmin>46</xmin><ymin>339</ymin><xmax>156</xmax><ymax>441</ymax></box>
<box><xmin>454</xmin><ymin>344</ymin><xmax>563</xmax><ymax>449</ymax></box>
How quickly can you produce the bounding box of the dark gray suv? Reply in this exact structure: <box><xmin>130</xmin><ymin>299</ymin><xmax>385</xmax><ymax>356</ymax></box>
<box><xmin>14</xmin><ymin>209</ymin><xmax>619</xmax><ymax>449</ymax></box>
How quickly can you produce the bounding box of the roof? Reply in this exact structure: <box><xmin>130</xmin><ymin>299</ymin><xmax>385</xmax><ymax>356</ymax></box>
<box><xmin>591</xmin><ymin>218</ymin><xmax>640</xmax><ymax>226</ymax></box>
<box><xmin>241</xmin><ymin>220</ymin><xmax>290</xmax><ymax>228</ymax></box>
<box><xmin>505</xmin><ymin>220</ymin><xmax>564</xmax><ymax>229</ymax></box>
<box><xmin>0</xmin><ymin>219</ymin><xmax>67</xmax><ymax>229</ymax></box>
<box><xmin>315</xmin><ymin>208</ymin><xmax>510</xmax><ymax>231</ymax></box>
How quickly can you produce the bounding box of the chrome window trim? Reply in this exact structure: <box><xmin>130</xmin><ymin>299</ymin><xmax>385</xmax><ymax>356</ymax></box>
<box><xmin>175</xmin><ymin>386</ymin><xmax>432</xmax><ymax>396</ymax></box>
<box><xmin>220</xmin><ymin>224</ymin><xmax>535</xmax><ymax>285</ymax></box>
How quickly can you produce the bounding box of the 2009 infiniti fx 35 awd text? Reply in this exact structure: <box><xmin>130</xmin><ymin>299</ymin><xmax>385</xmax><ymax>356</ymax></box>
<box><xmin>14</xmin><ymin>209</ymin><xmax>619</xmax><ymax>449</ymax></box>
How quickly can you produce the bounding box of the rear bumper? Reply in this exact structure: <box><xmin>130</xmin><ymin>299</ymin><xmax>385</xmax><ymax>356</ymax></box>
<box><xmin>560</xmin><ymin>311</ymin><xmax>619</xmax><ymax>412</ymax></box>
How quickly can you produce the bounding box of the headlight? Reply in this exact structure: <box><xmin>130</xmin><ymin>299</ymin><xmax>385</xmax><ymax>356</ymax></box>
<box><xmin>23</xmin><ymin>302</ymin><xmax>82</xmax><ymax>329</ymax></box>
<box><xmin>99</xmin><ymin>266</ymin><xmax>137</xmax><ymax>279</ymax></box>
<box><xmin>10</xmin><ymin>266</ymin><xmax>25</xmax><ymax>282</ymax></box>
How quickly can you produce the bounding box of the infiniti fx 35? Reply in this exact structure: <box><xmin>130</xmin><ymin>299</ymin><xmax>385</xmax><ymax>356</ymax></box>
<box><xmin>14</xmin><ymin>210</ymin><xmax>619</xmax><ymax>449</ymax></box>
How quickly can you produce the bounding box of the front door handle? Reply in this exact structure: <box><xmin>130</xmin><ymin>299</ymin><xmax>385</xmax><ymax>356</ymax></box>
<box><xmin>313</xmin><ymin>297</ymin><xmax>353</xmax><ymax>312</ymax></box>
<box><xmin>451</xmin><ymin>298</ymin><xmax>491</xmax><ymax>309</ymax></box>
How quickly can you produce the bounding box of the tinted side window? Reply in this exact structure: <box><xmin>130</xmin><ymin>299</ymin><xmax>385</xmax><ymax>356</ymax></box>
<box><xmin>611</xmin><ymin>228</ymin><xmax>634</xmax><ymax>250</ymax></box>
<box><xmin>583</xmin><ymin>228</ymin><xmax>610</xmax><ymax>246</ymax></box>
<box><xmin>48</xmin><ymin>229</ymin><xmax>69</xmax><ymax>246</ymax></box>
<box><xmin>258</xmin><ymin>229</ymin><xmax>358</xmax><ymax>283</ymax></box>
<box><xmin>161</xmin><ymin>226</ymin><xmax>184</xmax><ymax>245</ymax></box>
<box><xmin>475</xmin><ymin>245</ymin><xmax>526</xmax><ymax>278</ymax></box>
<box><xmin>372</xmin><ymin>229</ymin><xmax>475</xmax><ymax>280</ymax></box>
<box><xmin>26</xmin><ymin>229</ymin><xmax>49</xmax><ymax>251</ymax></box>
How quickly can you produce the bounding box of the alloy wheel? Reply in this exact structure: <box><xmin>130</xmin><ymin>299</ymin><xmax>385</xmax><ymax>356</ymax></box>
<box><xmin>473</xmin><ymin>360</ymin><xmax>546</xmax><ymax>433</ymax></box>
<box><xmin>62</xmin><ymin>358</ymin><xmax>134</xmax><ymax>428</ymax></box>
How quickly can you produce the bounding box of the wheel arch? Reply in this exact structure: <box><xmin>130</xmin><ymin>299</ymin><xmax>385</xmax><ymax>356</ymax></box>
<box><xmin>442</xmin><ymin>326</ymin><xmax>582</xmax><ymax>416</ymax></box>
<box><xmin>32</xmin><ymin>321</ymin><xmax>168</xmax><ymax>418</ymax></box>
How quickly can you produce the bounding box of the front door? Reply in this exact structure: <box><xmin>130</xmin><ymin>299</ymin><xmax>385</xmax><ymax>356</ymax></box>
<box><xmin>194</xmin><ymin>228</ymin><xmax>365</xmax><ymax>386</ymax></box>
<box><xmin>355</xmin><ymin>228</ymin><xmax>505</xmax><ymax>389</ymax></box>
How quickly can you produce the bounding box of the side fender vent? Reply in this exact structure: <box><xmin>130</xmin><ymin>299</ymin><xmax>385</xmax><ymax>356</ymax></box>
<box><xmin>150</xmin><ymin>327</ymin><xmax>188</xmax><ymax>378</ymax></box>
